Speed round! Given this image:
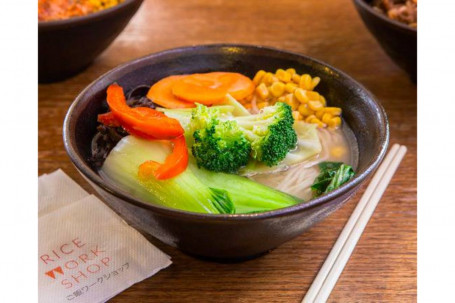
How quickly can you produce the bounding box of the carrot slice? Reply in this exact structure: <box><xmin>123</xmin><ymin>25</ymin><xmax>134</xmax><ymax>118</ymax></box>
<box><xmin>106</xmin><ymin>84</ymin><xmax>184</xmax><ymax>139</ymax></box>
<box><xmin>171</xmin><ymin>72</ymin><xmax>254</xmax><ymax>105</ymax></box>
<box><xmin>138</xmin><ymin>135</ymin><xmax>189</xmax><ymax>180</ymax></box>
<box><xmin>171</xmin><ymin>72</ymin><xmax>232</xmax><ymax>105</ymax></box>
<box><xmin>147</xmin><ymin>75</ymin><xmax>195</xmax><ymax>109</ymax></box>
<box><xmin>225</xmin><ymin>73</ymin><xmax>255</xmax><ymax>100</ymax></box>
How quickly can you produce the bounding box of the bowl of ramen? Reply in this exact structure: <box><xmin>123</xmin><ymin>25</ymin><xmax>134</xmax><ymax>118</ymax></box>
<box><xmin>38</xmin><ymin>0</ymin><xmax>144</xmax><ymax>83</ymax></box>
<box><xmin>63</xmin><ymin>44</ymin><xmax>389</xmax><ymax>259</ymax></box>
<box><xmin>353</xmin><ymin>0</ymin><xmax>417</xmax><ymax>80</ymax></box>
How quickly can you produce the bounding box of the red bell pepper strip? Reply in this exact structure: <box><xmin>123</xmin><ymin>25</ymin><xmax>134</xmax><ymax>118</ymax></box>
<box><xmin>97</xmin><ymin>112</ymin><xmax>121</xmax><ymax>127</ymax></box>
<box><xmin>98</xmin><ymin>109</ymin><xmax>165</xmax><ymax>140</ymax></box>
<box><xmin>106</xmin><ymin>84</ymin><xmax>184</xmax><ymax>139</ymax></box>
<box><xmin>138</xmin><ymin>135</ymin><xmax>188</xmax><ymax>180</ymax></box>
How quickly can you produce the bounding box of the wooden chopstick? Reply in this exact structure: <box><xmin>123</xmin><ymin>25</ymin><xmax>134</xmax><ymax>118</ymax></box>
<box><xmin>303</xmin><ymin>144</ymin><xmax>407</xmax><ymax>303</ymax></box>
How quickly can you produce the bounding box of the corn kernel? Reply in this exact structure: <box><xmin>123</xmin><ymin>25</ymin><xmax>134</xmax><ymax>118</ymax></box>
<box><xmin>285</xmin><ymin>82</ymin><xmax>298</xmax><ymax>93</ymax></box>
<box><xmin>315</xmin><ymin>109</ymin><xmax>325</xmax><ymax>119</ymax></box>
<box><xmin>253</xmin><ymin>70</ymin><xmax>266</xmax><ymax>85</ymax></box>
<box><xmin>292</xmin><ymin>74</ymin><xmax>301</xmax><ymax>84</ymax></box>
<box><xmin>292</xmin><ymin>111</ymin><xmax>302</xmax><ymax>121</ymax></box>
<box><xmin>298</xmin><ymin>104</ymin><xmax>311</xmax><ymax>116</ymax></box>
<box><xmin>294</xmin><ymin>88</ymin><xmax>309</xmax><ymax>103</ymax></box>
<box><xmin>299</xmin><ymin>74</ymin><xmax>313</xmax><ymax>90</ymax></box>
<box><xmin>308</xmin><ymin>100</ymin><xmax>323</xmax><ymax>111</ymax></box>
<box><xmin>256</xmin><ymin>83</ymin><xmax>269</xmax><ymax>100</ymax></box>
<box><xmin>324</xmin><ymin>107</ymin><xmax>342</xmax><ymax>116</ymax></box>
<box><xmin>286</xmin><ymin>68</ymin><xmax>296</xmax><ymax>75</ymax></box>
<box><xmin>277</xmin><ymin>96</ymin><xmax>285</xmax><ymax>103</ymax></box>
<box><xmin>328</xmin><ymin>117</ymin><xmax>342</xmax><ymax>128</ymax></box>
<box><xmin>305</xmin><ymin>114</ymin><xmax>317</xmax><ymax>123</ymax></box>
<box><xmin>244</xmin><ymin>103</ymin><xmax>252</xmax><ymax>110</ymax></box>
<box><xmin>331</xmin><ymin>146</ymin><xmax>346</xmax><ymax>158</ymax></box>
<box><xmin>306</xmin><ymin>91</ymin><xmax>320</xmax><ymax>101</ymax></box>
<box><xmin>310</xmin><ymin>117</ymin><xmax>326</xmax><ymax>128</ymax></box>
<box><xmin>284</xmin><ymin>93</ymin><xmax>299</xmax><ymax>110</ymax></box>
<box><xmin>257</xmin><ymin>101</ymin><xmax>269</xmax><ymax>109</ymax></box>
<box><xmin>276</xmin><ymin>69</ymin><xmax>292</xmax><ymax>82</ymax></box>
<box><xmin>263</xmin><ymin>72</ymin><xmax>275</xmax><ymax>85</ymax></box>
<box><xmin>322</xmin><ymin>113</ymin><xmax>333</xmax><ymax>124</ymax></box>
<box><xmin>319</xmin><ymin>95</ymin><xmax>327</xmax><ymax>106</ymax></box>
<box><xmin>311</xmin><ymin>77</ymin><xmax>321</xmax><ymax>90</ymax></box>
<box><xmin>270</xmin><ymin>81</ymin><xmax>285</xmax><ymax>97</ymax></box>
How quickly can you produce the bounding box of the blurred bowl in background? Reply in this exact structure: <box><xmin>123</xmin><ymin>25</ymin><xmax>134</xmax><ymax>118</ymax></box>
<box><xmin>353</xmin><ymin>0</ymin><xmax>417</xmax><ymax>81</ymax></box>
<box><xmin>38</xmin><ymin>0</ymin><xmax>144</xmax><ymax>83</ymax></box>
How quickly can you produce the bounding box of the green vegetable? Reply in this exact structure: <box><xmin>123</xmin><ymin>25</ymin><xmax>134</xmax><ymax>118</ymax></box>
<box><xmin>311</xmin><ymin>162</ymin><xmax>355</xmax><ymax>197</ymax></box>
<box><xmin>100</xmin><ymin>135</ymin><xmax>299</xmax><ymax>214</ymax></box>
<box><xmin>190</xmin><ymin>104</ymin><xmax>252</xmax><ymax>173</ymax></box>
<box><xmin>233</xmin><ymin>102</ymin><xmax>297</xmax><ymax>166</ymax></box>
<box><xmin>100</xmin><ymin>136</ymin><xmax>234</xmax><ymax>214</ymax></box>
<box><xmin>160</xmin><ymin>102</ymin><xmax>298</xmax><ymax>172</ymax></box>
<box><xmin>222</xmin><ymin>93</ymin><xmax>251</xmax><ymax>116</ymax></box>
<box><xmin>192</xmin><ymin>120</ymin><xmax>251</xmax><ymax>173</ymax></box>
<box><xmin>157</xmin><ymin>105</ymin><xmax>235</xmax><ymax>142</ymax></box>
<box><xmin>191</xmin><ymin>164</ymin><xmax>299</xmax><ymax>213</ymax></box>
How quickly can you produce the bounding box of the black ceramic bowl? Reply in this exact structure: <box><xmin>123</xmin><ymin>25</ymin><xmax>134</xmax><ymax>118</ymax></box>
<box><xmin>38</xmin><ymin>0</ymin><xmax>143</xmax><ymax>83</ymax></box>
<box><xmin>64</xmin><ymin>44</ymin><xmax>389</xmax><ymax>260</ymax></box>
<box><xmin>353</xmin><ymin>0</ymin><xmax>417</xmax><ymax>80</ymax></box>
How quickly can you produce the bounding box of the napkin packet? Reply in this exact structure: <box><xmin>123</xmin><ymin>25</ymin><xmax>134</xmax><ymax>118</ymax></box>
<box><xmin>38</xmin><ymin>170</ymin><xmax>171</xmax><ymax>303</ymax></box>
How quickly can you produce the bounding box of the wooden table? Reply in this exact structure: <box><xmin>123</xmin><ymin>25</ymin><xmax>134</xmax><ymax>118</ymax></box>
<box><xmin>38</xmin><ymin>0</ymin><xmax>417</xmax><ymax>301</ymax></box>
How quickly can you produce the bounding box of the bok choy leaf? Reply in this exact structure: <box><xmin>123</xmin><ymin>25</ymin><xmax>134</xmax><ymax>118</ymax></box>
<box><xmin>311</xmin><ymin>162</ymin><xmax>355</xmax><ymax>197</ymax></box>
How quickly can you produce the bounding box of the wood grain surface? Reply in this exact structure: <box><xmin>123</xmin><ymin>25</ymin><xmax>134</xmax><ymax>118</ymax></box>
<box><xmin>38</xmin><ymin>0</ymin><xmax>417</xmax><ymax>302</ymax></box>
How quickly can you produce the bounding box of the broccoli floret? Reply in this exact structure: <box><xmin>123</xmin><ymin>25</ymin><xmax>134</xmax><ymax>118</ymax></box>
<box><xmin>232</xmin><ymin>102</ymin><xmax>297</xmax><ymax>166</ymax></box>
<box><xmin>191</xmin><ymin>104</ymin><xmax>251</xmax><ymax>173</ymax></box>
<box><xmin>190</xmin><ymin>103</ymin><xmax>220</xmax><ymax>131</ymax></box>
<box><xmin>189</xmin><ymin>102</ymin><xmax>297</xmax><ymax>171</ymax></box>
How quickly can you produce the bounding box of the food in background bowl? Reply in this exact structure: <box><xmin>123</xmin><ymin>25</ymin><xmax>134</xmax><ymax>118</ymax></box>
<box><xmin>353</xmin><ymin>0</ymin><xmax>417</xmax><ymax>80</ymax></box>
<box><xmin>38</xmin><ymin>0</ymin><xmax>143</xmax><ymax>83</ymax></box>
<box><xmin>38</xmin><ymin>0</ymin><xmax>124</xmax><ymax>21</ymax></box>
<box><xmin>372</xmin><ymin>0</ymin><xmax>417</xmax><ymax>28</ymax></box>
<box><xmin>63</xmin><ymin>44</ymin><xmax>388</xmax><ymax>259</ymax></box>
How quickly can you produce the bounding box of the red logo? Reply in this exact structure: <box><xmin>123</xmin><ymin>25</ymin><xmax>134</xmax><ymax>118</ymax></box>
<box><xmin>45</xmin><ymin>266</ymin><xmax>64</xmax><ymax>279</ymax></box>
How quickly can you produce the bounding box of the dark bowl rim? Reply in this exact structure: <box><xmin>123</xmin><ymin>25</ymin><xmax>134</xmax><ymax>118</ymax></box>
<box><xmin>353</xmin><ymin>0</ymin><xmax>417</xmax><ymax>33</ymax></box>
<box><xmin>38</xmin><ymin>0</ymin><xmax>143</xmax><ymax>29</ymax></box>
<box><xmin>63</xmin><ymin>43</ymin><xmax>389</xmax><ymax>222</ymax></box>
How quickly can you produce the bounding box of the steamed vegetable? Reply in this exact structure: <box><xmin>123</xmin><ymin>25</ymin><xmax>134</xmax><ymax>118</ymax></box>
<box><xmin>100</xmin><ymin>136</ymin><xmax>299</xmax><ymax>214</ymax></box>
<box><xmin>190</xmin><ymin>104</ymin><xmax>251</xmax><ymax>173</ymax></box>
<box><xmin>233</xmin><ymin>102</ymin><xmax>297</xmax><ymax>166</ymax></box>
<box><xmin>171</xmin><ymin>72</ymin><xmax>254</xmax><ymax>105</ymax></box>
<box><xmin>158</xmin><ymin>102</ymin><xmax>299</xmax><ymax>172</ymax></box>
<box><xmin>102</xmin><ymin>84</ymin><xmax>189</xmax><ymax>180</ymax></box>
<box><xmin>101</xmin><ymin>136</ymin><xmax>233</xmax><ymax>214</ymax></box>
<box><xmin>146</xmin><ymin>75</ymin><xmax>196</xmax><ymax>109</ymax></box>
<box><xmin>146</xmin><ymin>72</ymin><xmax>254</xmax><ymax>108</ymax></box>
<box><xmin>222</xmin><ymin>94</ymin><xmax>251</xmax><ymax>116</ymax></box>
<box><xmin>97</xmin><ymin>112</ymin><xmax>121</xmax><ymax>127</ymax></box>
<box><xmin>138</xmin><ymin>135</ymin><xmax>188</xmax><ymax>180</ymax></box>
<box><xmin>157</xmin><ymin>105</ymin><xmax>235</xmax><ymax>140</ymax></box>
<box><xmin>311</xmin><ymin>162</ymin><xmax>355</xmax><ymax>197</ymax></box>
<box><xmin>106</xmin><ymin>84</ymin><xmax>184</xmax><ymax>139</ymax></box>
<box><xmin>191</xmin><ymin>165</ymin><xmax>299</xmax><ymax>213</ymax></box>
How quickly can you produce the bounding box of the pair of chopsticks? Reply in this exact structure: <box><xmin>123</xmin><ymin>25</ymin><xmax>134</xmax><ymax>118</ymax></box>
<box><xmin>303</xmin><ymin>144</ymin><xmax>407</xmax><ymax>303</ymax></box>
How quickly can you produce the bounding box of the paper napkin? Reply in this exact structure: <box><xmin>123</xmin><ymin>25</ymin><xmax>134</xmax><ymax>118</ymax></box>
<box><xmin>38</xmin><ymin>170</ymin><xmax>171</xmax><ymax>303</ymax></box>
